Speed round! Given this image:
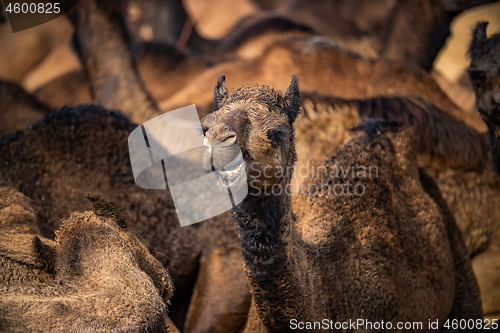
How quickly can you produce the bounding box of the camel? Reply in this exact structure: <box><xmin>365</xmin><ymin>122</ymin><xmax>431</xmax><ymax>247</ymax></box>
<box><xmin>182</xmin><ymin>0</ymin><xmax>496</xmax><ymax>70</ymax></box>
<box><xmin>0</xmin><ymin>186</ymin><xmax>55</xmax><ymax>285</ymax></box>
<box><xmin>293</xmin><ymin>91</ymin><xmax>500</xmax><ymax>322</ymax></box>
<box><xmin>0</xmin><ymin>103</ymin><xmax>249</xmax><ymax>333</ymax></box>
<box><xmin>468</xmin><ymin>21</ymin><xmax>500</xmax><ymax>322</ymax></box>
<box><xmin>200</xmin><ymin>75</ymin><xmax>482</xmax><ymax>332</ymax></box>
<box><xmin>294</xmin><ymin>92</ymin><xmax>498</xmax><ymax>256</ymax></box>
<box><xmin>31</xmin><ymin>0</ymin><xmax>496</xmax><ymax>122</ymax></box>
<box><xmin>159</xmin><ymin>35</ymin><xmax>486</xmax><ymax>131</ymax></box>
<box><xmin>1</xmin><ymin>1</ymin><xmax>251</xmax><ymax>331</ymax></box>
<box><xmin>0</xmin><ymin>190</ymin><xmax>179</xmax><ymax>332</ymax></box>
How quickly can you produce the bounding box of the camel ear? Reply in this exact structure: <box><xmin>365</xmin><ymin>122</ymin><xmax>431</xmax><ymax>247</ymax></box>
<box><xmin>283</xmin><ymin>74</ymin><xmax>300</xmax><ymax>124</ymax></box>
<box><xmin>32</xmin><ymin>236</ymin><xmax>56</xmax><ymax>273</ymax></box>
<box><xmin>214</xmin><ymin>75</ymin><xmax>229</xmax><ymax>110</ymax></box>
<box><xmin>470</xmin><ymin>22</ymin><xmax>488</xmax><ymax>60</ymax></box>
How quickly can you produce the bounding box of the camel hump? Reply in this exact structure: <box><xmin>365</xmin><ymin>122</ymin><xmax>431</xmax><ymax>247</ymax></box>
<box><xmin>298</xmin><ymin>92</ymin><xmax>488</xmax><ymax>170</ymax></box>
<box><xmin>85</xmin><ymin>192</ymin><xmax>126</xmax><ymax>228</ymax></box>
<box><xmin>350</xmin><ymin>118</ymin><xmax>401</xmax><ymax>138</ymax></box>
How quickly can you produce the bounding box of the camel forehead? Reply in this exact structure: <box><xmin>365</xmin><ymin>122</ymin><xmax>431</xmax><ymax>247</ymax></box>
<box><xmin>217</xmin><ymin>96</ymin><xmax>289</xmax><ymax>134</ymax></box>
<box><xmin>225</xmin><ymin>85</ymin><xmax>283</xmax><ymax>109</ymax></box>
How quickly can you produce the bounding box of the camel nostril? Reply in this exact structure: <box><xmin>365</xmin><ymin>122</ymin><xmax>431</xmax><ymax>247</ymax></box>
<box><xmin>221</xmin><ymin>134</ymin><xmax>237</xmax><ymax>144</ymax></box>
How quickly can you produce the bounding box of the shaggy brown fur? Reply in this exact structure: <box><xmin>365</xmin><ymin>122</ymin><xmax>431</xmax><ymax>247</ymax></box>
<box><xmin>0</xmin><ymin>104</ymin><xmax>250</xmax><ymax>332</ymax></box>
<box><xmin>4</xmin><ymin>1</ymin><xmax>252</xmax><ymax>330</ymax></box>
<box><xmin>0</xmin><ymin>81</ymin><xmax>50</xmax><ymax>137</ymax></box>
<box><xmin>468</xmin><ymin>21</ymin><xmax>500</xmax><ymax>322</ymax></box>
<box><xmin>160</xmin><ymin>36</ymin><xmax>486</xmax><ymax>131</ymax></box>
<box><xmin>294</xmin><ymin>92</ymin><xmax>500</xmax><ymax>320</ymax></box>
<box><xmin>297</xmin><ymin>92</ymin><xmax>488</xmax><ymax>172</ymax></box>
<box><xmin>0</xmin><ymin>186</ymin><xmax>54</xmax><ymax>285</ymax></box>
<box><xmin>201</xmin><ymin>76</ymin><xmax>482</xmax><ymax>332</ymax></box>
<box><xmin>0</xmin><ymin>192</ymin><xmax>176</xmax><ymax>332</ymax></box>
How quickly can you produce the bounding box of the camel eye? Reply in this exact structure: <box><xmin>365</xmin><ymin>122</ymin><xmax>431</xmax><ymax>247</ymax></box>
<box><xmin>267</xmin><ymin>128</ymin><xmax>287</xmax><ymax>146</ymax></box>
<box><xmin>468</xmin><ymin>69</ymin><xmax>486</xmax><ymax>83</ymax></box>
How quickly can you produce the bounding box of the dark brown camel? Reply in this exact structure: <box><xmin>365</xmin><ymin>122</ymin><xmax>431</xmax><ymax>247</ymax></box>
<box><xmin>201</xmin><ymin>75</ymin><xmax>482</xmax><ymax>332</ymax></box>
<box><xmin>0</xmin><ymin>190</ymin><xmax>178</xmax><ymax>332</ymax></box>
<box><xmin>0</xmin><ymin>186</ymin><xmax>55</xmax><ymax>286</ymax></box>
<box><xmin>468</xmin><ymin>21</ymin><xmax>500</xmax><ymax>322</ymax></box>
<box><xmin>294</xmin><ymin>92</ymin><xmax>498</xmax><ymax>255</ymax></box>
<box><xmin>159</xmin><ymin>35</ymin><xmax>486</xmax><ymax>131</ymax></box>
<box><xmin>0</xmin><ymin>103</ymin><xmax>249</xmax><ymax>333</ymax></box>
<box><xmin>1</xmin><ymin>1</ymin><xmax>251</xmax><ymax>331</ymax></box>
<box><xmin>293</xmin><ymin>91</ymin><xmax>500</xmax><ymax>322</ymax></box>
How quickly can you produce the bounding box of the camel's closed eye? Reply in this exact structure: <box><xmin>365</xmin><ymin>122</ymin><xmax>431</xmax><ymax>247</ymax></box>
<box><xmin>469</xmin><ymin>69</ymin><xmax>486</xmax><ymax>83</ymax></box>
<box><xmin>267</xmin><ymin>128</ymin><xmax>288</xmax><ymax>146</ymax></box>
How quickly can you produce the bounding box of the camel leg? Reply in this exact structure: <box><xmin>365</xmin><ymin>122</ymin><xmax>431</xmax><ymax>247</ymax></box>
<box><xmin>419</xmin><ymin>169</ymin><xmax>483</xmax><ymax>323</ymax></box>
<box><xmin>184</xmin><ymin>246</ymin><xmax>251</xmax><ymax>333</ymax></box>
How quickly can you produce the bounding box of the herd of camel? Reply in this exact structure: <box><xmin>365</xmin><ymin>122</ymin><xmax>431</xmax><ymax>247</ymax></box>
<box><xmin>0</xmin><ymin>0</ymin><xmax>500</xmax><ymax>332</ymax></box>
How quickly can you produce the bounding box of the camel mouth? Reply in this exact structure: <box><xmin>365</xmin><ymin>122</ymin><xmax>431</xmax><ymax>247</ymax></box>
<box><xmin>219</xmin><ymin>163</ymin><xmax>243</xmax><ymax>179</ymax></box>
<box><xmin>215</xmin><ymin>152</ymin><xmax>247</xmax><ymax>189</ymax></box>
<box><xmin>219</xmin><ymin>155</ymin><xmax>245</xmax><ymax>184</ymax></box>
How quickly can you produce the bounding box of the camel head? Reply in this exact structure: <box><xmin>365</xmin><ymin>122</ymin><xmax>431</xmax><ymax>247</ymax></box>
<box><xmin>468</xmin><ymin>22</ymin><xmax>500</xmax><ymax>124</ymax></box>
<box><xmin>201</xmin><ymin>75</ymin><xmax>300</xmax><ymax>197</ymax></box>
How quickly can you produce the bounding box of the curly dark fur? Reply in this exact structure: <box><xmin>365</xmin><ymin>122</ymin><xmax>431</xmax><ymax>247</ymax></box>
<box><xmin>0</xmin><ymin>103</ymin><xmax>250</xmax><ymax>332</ymax></box>
<box><xmin>468</xmin><ymin>22</ymin><xmax>500</xmax><ymax>175</ymax></box>
<box><xmin>202</xmin><ymin>77</ymin><xmax>482</xmax><ymax>332</ymax></box>
<box><xmin>468</xmin><ymin>21</ymin><xmax>500</xmax><ymax>321</ymax></box>
<box><xmin>294</xmin><ymin>91</ymin><xmax>499</xmax><ymax>263</ymax></box>
<box><xmin>299</xmin><ymin>92</ymin><xmax>489</xmax><ymax>171</ymax></box>
<box><xmin>0</xmin><ymin>194</ymin><xmax>175</xmax><ymax>332</ymax></box>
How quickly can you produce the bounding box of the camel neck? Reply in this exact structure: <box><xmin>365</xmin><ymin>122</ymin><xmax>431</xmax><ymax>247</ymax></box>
<box><xmin>232</xmin><ymin>191</ymin><xmax>299</xmax><ymax>330</ymax></box>
<box><xmin>486</xmin><ymin>121</ymin><xmax>500</xmax><ymax>176</ymax></box>
<box><xmin>71</xmin><ymin>1</ymin><xmax>160</xmax><ymax>124</ymax></box>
